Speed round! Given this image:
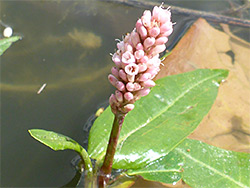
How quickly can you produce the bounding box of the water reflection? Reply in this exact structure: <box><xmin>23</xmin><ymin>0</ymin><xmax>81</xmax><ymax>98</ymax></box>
<box><xmin>0</xmin><ymin>1</ymin><xmax>141</xmax><ymax>187</ymax></box>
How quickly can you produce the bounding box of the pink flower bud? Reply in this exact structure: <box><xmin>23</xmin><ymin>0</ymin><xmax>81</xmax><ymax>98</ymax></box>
<box><xmin>124</xmin><ymin>33</ymin><xmax>132</xmax><ymax>45</ymax></box>
<box><xmin>134</xmin><ymin>82</ymin><xmax>142</xmax><ymax>91</ymax></box>
<box><xmin>136</xmin><ymin>19</ymin><xmax>147</xmax><ymax>40</ymax></box>
<box><xmin>147</xmin><ymin>55</ymin><xmax>161</xmax><ymax>67</ymax></box>
<box><xmin>117</xmin><ymin>41</ymin><xmax>125</xmax><ymax>52</ymax></box>
<box><xmin>111</xmin><ymin>67</ymin><xmax>119</xmax><ymax>78</ymax></box>
<box><xmin>152</xmin><ymin>6</ymin><xmax>161</xmax><ymax>21</ymax></box>
<box><xmin>141</xmin><ymin>80</ymin><xmax>156</xmax><ymax>87</ymax></box>
<box><xmin>149</xmin><ymin>27</ymin><xmax>160</xmax><ymax>38</ymax></box>
<box><xmin>112</xmin><ymin>53</ymin><xmax>122</xmax><ymax>67</ymax></box>
<box><xmin>124</xmin><ymin>104</ymin><xmax>135</xmax><ymax>112</ymax></box>
<box><xmin>124</xmin><ymin>92</ymin><xmax>134</xmax><ymax>101</ymax></box>
<box><xmin>155</xmin><ymin>36</ymin><xmax>168</xmax><ymax>45</ymax></box>
<box><xmin>116</xmin><ymin>81</ymin><xmax>125</xmax><ymax>91</ymax></box>
<box><xmin>125</xmin><ymin>43</ymin><xmax>133</xmax><ymax>52</ymax></box>
<box><xmin>136</xmin><ymin>88</ymin><xmax>150</xmax><ymax>97</ymax></box>
<box><xmin>138</xmin><ymin>63</ymin><xmax>148</xmax><ymax>73</ymax></box>
<box><xmin>131</xmin><ymin>30</ymin><xmax>141</xmax><ymax>48</ymax></box>
<box><xmin>135</xmin><ymin>18</ymin><xmax>143</xmax><ymax>30</ymax></box>
<box><xmin>115</xmin><ymin>90</ymin><xmax>123</xmax><ymax>103</ymax></box>
<box><xmin>122</xmin><ymin>51</ymin><xmax>136</xmax><ymax>65</ymax></box>
<box><xmin>143</xmin><ymin>37</ymin><xmax>155</xmax><ymax>49</ymax></box>
<box><xmin>161</xmin><ymin>27</ymin><xmax>173</xmax><ymax>37</ymax></box>
<box><xmin>154</xmin><ymin>58</ymin><xmax>161</xmax><ymax>67</ymax></box>
<box><xmin>126</xmin><ymin>82</ymin><xmax>135</xmax><ymax>92</ymax></box>
<box><xmin>125</xmin><ymin>63</ymin><xmax>139</xmax><ymax>76</ymax></box>
<box><xmin>127</xmin><ymin>74</ymin><xmax>135</xmax><ymax>82</ymax></box>
<box><xmin>134</xmin><ymin>50</ymin><xmax>144</xmax><ymax>60</ymax></box>
<box><xmin>108</xmin><ymin>74</ymin><xmax>118</xmax><ymax>87</ymax></box>
<box><xmin>146</xmin><ymin>67</ymin><xmax>160</xmax><ymax>79</ymax></box>
<box><xmin>160</xmin><ymin>22</ymin><xmax>173</xmax><ymax>33</ymax></box>
<box><xmin>109</xmin><ymin>94</ymin><xmax>118</xmax><ymax>105</ymax></box>
<box><xmin>109</xmin><ymin>94</ymin><xmax>118</xmax><ymax>114</ymax></box>
<box><xmin>138</xmin><ymin>73</ymin><xmax>151</xmax><ymax>81</ymax></box>
<box><xmin>149</xmin><ymin>44</ymin><xmax>166</xmax><ymax>56</ymax></box>
<box><xmin>139</xmin><ymin>55</ymin><xmax>149</xmax><ymax>64</ymax></box>
<box><xmin>136</xmin><ymin>43</ymin><xmax>144</xmax><ymax>50</ymax></box>
<box><xmin>141</xmin><ymin>10</ymin><xmax>151</xmax><ymax>27</ymax></box>
<box><xmin>159</xmin><ymin>10</ymin><xmax>171</xmax><ymax>24</ymax></box>
<box><xmin>152</xmin><ymin>6</ymin><xmax>171</xmax><ymax>24</ymax></box>
<box><xmin>119</xmin><ymin>69</ymin><xmax>128</xmax><ymax>82</ymax></box>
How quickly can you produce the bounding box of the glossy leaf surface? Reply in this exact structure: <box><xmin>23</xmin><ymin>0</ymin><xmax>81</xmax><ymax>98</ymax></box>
<box><xmin>175</xmin><ymin>139</ymin><xmax>250</xmax><ymax>188</ymax></box>
<box><xmin>128</xmin><ymin>151</ymin><xmax>183</xmax><ymax>184</ymax></box>
<box><xmin>88</xmin><ymin>69</ymin><xmax>229</xmax><ymax>169</ymax></box>
<box><xmin>28</xmin><ymin>129</ymin><xmax>82</xmax><ymax>152</ymax></box>
<box><xmin>0</xmin><ymin>36</ymin><xmax>21</xmax><ymax>56</ymax></box>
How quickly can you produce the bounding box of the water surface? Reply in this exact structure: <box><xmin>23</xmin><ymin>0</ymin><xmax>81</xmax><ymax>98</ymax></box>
<box><xmin>1</xmin><ymin>0</ymin><xmax>249</xmax><ymax>187</ymax></box>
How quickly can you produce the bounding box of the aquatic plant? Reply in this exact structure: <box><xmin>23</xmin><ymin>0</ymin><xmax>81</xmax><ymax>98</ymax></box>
<box><xmin>99</xmin><ymin>5</ymin><xmax>173</xmax><ymax>186</ymax></box>
<box><xmin>27</xmin><ymin>4</ymin><xmax>250</xmax><ymax>188</ymax></box>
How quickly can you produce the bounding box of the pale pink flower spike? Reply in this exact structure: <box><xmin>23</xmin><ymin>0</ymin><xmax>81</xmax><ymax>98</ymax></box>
<box><xmin>108</xmin><ymin>5</ymin><xmax>173</xmax><ymax>114</ymax></box>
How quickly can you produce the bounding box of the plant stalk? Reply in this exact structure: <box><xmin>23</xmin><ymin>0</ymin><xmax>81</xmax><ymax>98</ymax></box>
<box><xmin>98</xmin><ymin>112</ymin><xmax>126</xmax><ymax>187</ymax></box>
<box><xmin>78</xmin><ymin>146</ymin><xmax>93</xmax><ymax>188</ymax></box>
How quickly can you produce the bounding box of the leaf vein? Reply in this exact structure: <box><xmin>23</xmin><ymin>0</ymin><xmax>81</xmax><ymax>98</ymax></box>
<box><xmin>176</xmin><ymin>148</ymin><xmax>247</xmax><ymax>188</ymax></box>
<box><xmin>129</xmin><ymin>169</ymin><xmax>180</xmax><ymax>175</ymax></box>
<box><xmin>116</xmin><ymin>72</ymin><xmax>222</xmax><ymax>150</ymax></box>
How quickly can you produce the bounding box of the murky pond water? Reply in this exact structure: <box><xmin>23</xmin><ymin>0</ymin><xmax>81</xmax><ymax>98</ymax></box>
<box><xmin>1</xmin><ymin>0</ymin><xmax>249</xmax><ymax>187</ymax></box>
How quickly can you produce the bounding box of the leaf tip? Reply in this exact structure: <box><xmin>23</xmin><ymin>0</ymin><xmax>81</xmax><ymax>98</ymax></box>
<box><xmin>28</xmin><ymin>129</ymin><xmax>35</xmax><ymax>137</ymax></box>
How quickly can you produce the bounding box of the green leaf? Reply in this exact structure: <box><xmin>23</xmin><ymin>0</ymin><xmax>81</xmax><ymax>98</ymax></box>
<box><xmin>28</xmin><ymin>129</ymin><xmax>82</xmax><ymax>152</ymax></box>
<box><xmin>29</xmin><ymin>129</ymin><xmax>94</xmax><ymax>181</ymax></box>
<box><xmin>174</xmin><ymin>139</ymin><xmax>250</xmax><ymax>188</ymax></box>
<box><xmin>88</xmin><ymin>69</ymin><xmax>229</xmax><ymax>169</ymax></box>
<box><xmin>127</xmin><ymin>139</ymin><xmax>250</xmax><ymax>187</ymax></box>
<box><xmin>127</xmin><ymin>151</ymin><xmax>184</xmax><ymax>184</ymax></box>
<box><xmin>0</xmin><ymin>36</ymin><xmax>21</xmax><ymax>56</ymax></box>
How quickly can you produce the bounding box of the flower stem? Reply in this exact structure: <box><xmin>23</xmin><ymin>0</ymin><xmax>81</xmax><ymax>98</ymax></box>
<box><xmin>98</xmin><ymin>112</ymin><xmax>126</xmax><ymax>187</ymax></box>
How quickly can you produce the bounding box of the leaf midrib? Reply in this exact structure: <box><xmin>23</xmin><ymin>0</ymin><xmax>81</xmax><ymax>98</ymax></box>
<box><xmin>128</xmin><ymin>168</ymin><xmax>180</xmax><ymax>175</ymax></box>
<box><xmin>176</xmin><ymin>148</ymin><xmax>247</xmax><ymax>188</ymax></box>
<box><xmin>94</xmin><ymin>71</ymin><xmax>223</xmax><ymax>162</ymax></box>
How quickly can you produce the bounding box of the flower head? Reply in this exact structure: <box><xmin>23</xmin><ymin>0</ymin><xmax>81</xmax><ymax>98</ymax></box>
<box><xmin>108</xmin><ymin>5</ymin><xmax>173</xmax><ymax>114</ymax></box>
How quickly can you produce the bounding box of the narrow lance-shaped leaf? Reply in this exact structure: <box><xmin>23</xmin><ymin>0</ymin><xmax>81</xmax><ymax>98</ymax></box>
<box><xmin>28</xmin><ymin>129</ymin><xmax>82</xmax><ymax>152</ymax></box>
<box><xmin>175</xmin><ymin>139</ymin><xmax>250</xmax><ymax>188</ymax></box>
<box><xmin>88</xmin><ymin>69</ymin><xmax>229</xmax><ymax>169</ymax></box>
<box><xmin>0</xmin><ymin>36</ymin><xmax>21</xmax><ymax>56</ymax></box>
<box><xmin>28</xmin><ymin>129</ymin><xmax>93</xmax><ymax>179</ymax></box>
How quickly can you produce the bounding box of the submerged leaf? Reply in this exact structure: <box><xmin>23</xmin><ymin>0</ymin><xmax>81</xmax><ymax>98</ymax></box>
<box><xmin>0</xmin><ymin>36</ymin><xmax>21</xmax><ymax>56</ymax></box>
<box><xmin>88</xmin><ymin>69</ymin><xmax>228</xmax><ymax>169</ymax></box>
